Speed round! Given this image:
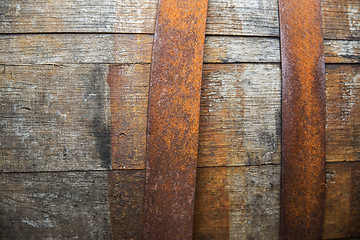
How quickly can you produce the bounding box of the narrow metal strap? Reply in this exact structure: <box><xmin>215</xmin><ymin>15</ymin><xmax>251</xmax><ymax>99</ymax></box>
<box><xmin>278</xmin><ymin>0</ymin><xmax>326</xmax><ymax>239</ymax></box>
<box><xmin>143</xmin><ymin>0</ymin><xmax>208</xmax><ymax>239</ymax></box>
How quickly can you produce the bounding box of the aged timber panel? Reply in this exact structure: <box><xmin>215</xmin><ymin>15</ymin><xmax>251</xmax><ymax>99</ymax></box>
<box><xmin>107</xmin><ymin>64</ymin><xmax>149</xmax><ymax>170</ymax></box>
<box><xmin>194</xmin><ymin>165</ymin><xmax>281</xmax><ymax>240</ymax></box>
<box><xmin>198</xmin><ymin>64</ymin><xmax>281</xmax><ymax>167</ymax></box>
<box><xmin>323</xmin><ymin>162</ymin><xmax>360</xmax><ymax>239</ymax></box>
<box><xmin>0</xmin><ymin>35</ymin><xmax>358</xmax><ymax>65</ymax></box>
<box><xmin>0</xmin><ymin>34</ymin><xmax>153</xmax><ymax>65</ymax></box>
<box><xmin>321</xmin><ymin>0</ymin><xmax>360</xmax><ymax>39</ymax></box>
<box><xmin>0</xmin><ymin>64</ymin><xmax>111</xmax><ymax>171</ymax></box>
<box><xmin>326</xmin><ymin>64</ymin><xmax>360</xmax><ymax>162</ymax></box>
<box><xmin>1</xmin><ymin>0</ymin><xmax>359</xmax><ymax>40</ymax></box>
<box><xmin>108</xmin><ymin>170</ymin><xmax>145</xmax><ymax>240</ymax></box>
<box><xmin>0</xmin><ymin>171</ymin><xmax>111</xmax><ymax>239</ymax></box>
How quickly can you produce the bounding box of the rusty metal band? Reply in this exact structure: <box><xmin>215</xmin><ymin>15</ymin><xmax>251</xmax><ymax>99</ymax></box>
<box><xmin>143</xmin><ymin>0</ymin><xmax>208</xmax><ymax>239</ymax></box>
<box><xmin>279</xmin><ymin>0</ymin><xmax>326</xmax><ymax>239</ymax></box>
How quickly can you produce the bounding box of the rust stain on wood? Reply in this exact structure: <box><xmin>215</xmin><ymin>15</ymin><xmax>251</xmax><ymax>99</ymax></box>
<box><xmin>107</xmin><ymin>64</ymin><xmax>149</xmax><ymax>169</ymax></box>
<box><xmin>193</xmin><ymin>167</ymin><xmax>230</xmax><ymax>239</ymax></box>
<box><xmin>324</xmin><ymin>162</ymin><xmax>360</xmax><ymax>239</ymax></box>
<box><xmin>143</xmin><ymin>0</ymin><xmax>208</xmax><ymax>239</ymax></box>
<box><xmin>326</xmin><ymin>64</ymin><xmax>360</xmax><ymax>163</ymax></box>
<box><xmin>107</xmin><ymin>170</ymin><xmax>145</xmax><ymax>240</ymax></box>
<box><xmin>279</xmin><ymin>0</ymin><xmax>326</xmax><ymax>239</ymax></box>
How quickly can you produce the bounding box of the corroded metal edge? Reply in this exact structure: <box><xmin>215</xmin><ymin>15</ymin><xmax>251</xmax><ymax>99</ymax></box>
<box><xmin>143</xmin><ymin>0</ymin><xmax>209</xmax><ymax>239</ymax></box>
<box><xmin>278</xmin><ymin>0</ymin><xmax>326</xmax><ymax>239</ymax></box>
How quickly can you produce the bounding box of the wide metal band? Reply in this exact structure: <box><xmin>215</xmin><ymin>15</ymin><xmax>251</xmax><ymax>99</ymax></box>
<box><xmin>278</xmin><ymin>0</ymin><xmax>326</xmax><ymax>239</ymax></box>
<box><xmin>143</xmin><ymin>0</ymin><xmax>209</xmax><ymax>239</ymax></box>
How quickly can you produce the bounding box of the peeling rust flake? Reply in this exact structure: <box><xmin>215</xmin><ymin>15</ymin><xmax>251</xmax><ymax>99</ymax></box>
<box><xmin>143</xmin><ymin>0</ymin><xmax>209</xmax><ymax>239</ymax></box>
<box><xmin>278</xmin><ymin>0</ymin><xmax>326</xmax><ymax>239</ymax></box>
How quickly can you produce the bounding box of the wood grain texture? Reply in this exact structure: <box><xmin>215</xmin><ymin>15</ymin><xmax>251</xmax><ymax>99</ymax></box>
<box><xmin>326</xmin><ymin>64</ymin><xmax>360</xmax><ymax>163</ymax></box>
<box><xmin>108</xmin><ymin>170</ymin><xmax>145</xmax><ymax>240</ymax></box>
<box><xmin>2</xmin><ymin>64</ymin><xmax>356</xmax><ymax>172</ymax></box>
<box><xmin>194</xmin><ymin>165</ymin><xmax>281</xmax><ymax>240</ymax></box>
<box><xmin>325</xmin><ymin>40</ymin><xmax>360</xmax><ymax>63</ymax></box>
<box><xmin>321</xmin><ymin>0</ymin><xmax>360</xmax><ymax>39</ymax></box>
<box><xmin>0</xmin><ymin>64</ymin><xmax>111</xmax><ymax>172</ymax></box>
<box><xmin>0</xmin><ymin>34</ymin><xmax>358</xmax><ymax>65</ymax></box>
<box><xmin>198</xmin><ymin>64</ymin><xmax>281</xmax><ymax>167</ymax></box>
<box><xmin>324</xmin><ymin>162</ymin><xmax>360</xmax><ymax>239</ymax></box>
<box><xmin>0</xmin><ymin>34</ymin><xmax>153</xmax><ymax>64</ymax></box>
<box><xmin>107</xmin><ymin>64</ymin><xmax>149</xmax><ymax>170</ymax></box>
<box><xmin>0</xmin><ymin>0</ymin><xmax>358</xmax><ymax>39</ymax></box>
<box><xmin>0</xmin><ymin>171</ymin><xmax>111</xmax><ymax>240</ymax></box>
<box><xmin>0</xmin><ymin>0</ymin><xmax>277</xmax><ymax>36</ymax></box>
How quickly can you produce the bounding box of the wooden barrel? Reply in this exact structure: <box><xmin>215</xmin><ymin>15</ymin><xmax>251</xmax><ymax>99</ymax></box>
<box><xmin>0</xmin><ymin>0</ymin><xmax>359</xmax><ymax>239</ymax></box>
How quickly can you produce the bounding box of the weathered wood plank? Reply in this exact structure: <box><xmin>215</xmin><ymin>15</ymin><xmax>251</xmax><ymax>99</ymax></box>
<box><xmin>326</xmin><ymin>64</ymin><xmax>359</xmax><ymax>162</ymax></box>
<box><xmin>0</xmin><ymin>34</ymin><xmax>358</xmax><ymax>65</ymax></box>
<box><xmin>0</xmin><ymin>171</ymin><xmax>111</xmax><ymax>239</ymax></box>
<box><xmin>204</xmin><ymin>36</ymin><xmax>280</xmax><ymax>63</ymax></box>
<box><xmin>322</xmin><ymin>0</ymin><xmax>360</xmax><ymax>39</ymax></box>
<box><xmin>325</xmin><ymin>40</ymin><xmax>360</xmax><ymax>63</ymax></box>
<box><xmin>0</xmin><ymin>0</ymin><xmax>277</xmax><ymax>36</ymax></box>
<box><xmin>107</xmin><ymin>64</ymin><xmax>149</xmax><ymax>170</ymax></box>
<box><xmin>2</xmin><ymin>64</ymin><xmax>356</xmax><ymax>172</ymax></box>
<box><xmin>198</xmin><ymin>64</ymin><xmax>281</xmax><ymax>167</ymax></box>
<box><xmin>108</xmin><ymin>170</ymin><xmax>145</xmax><ymax>240</ymax></box>
<box><xmin>0</xmin><ymin>64</ymin><xmax>111</xmax><ymax>172</ymax></box>
<box><xmin>324</xmin><ymin>162</ymin><xmax>360</xmax><ymax>239</ymax></box>
<box><xmin>0</xmin><ymin>34</ymin><xmax>153</xmax><ymax>64</ymax></box>
<box><xmin>194</xmin><ymin>165</ymin><xmax>281</xmax><ymax>240</ymax></box>
<box><xmin>0</xmin><ymin>0</ymin><xmax>358</xmax><ymax>39</ymax></box>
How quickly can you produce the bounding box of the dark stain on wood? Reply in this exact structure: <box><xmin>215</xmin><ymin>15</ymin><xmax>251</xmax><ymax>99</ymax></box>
<box><xmin>0</xmin><ymin>171</ymin><xmax>112</xmax><ymax>239</ymax></box>
<box><xmin>88</xmin><ymin>64</ymin><xmax>111</xmax><ymax>169</ymax></box>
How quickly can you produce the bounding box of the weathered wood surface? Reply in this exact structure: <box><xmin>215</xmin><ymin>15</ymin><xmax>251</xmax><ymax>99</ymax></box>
<box><xmin>194</xmin><ymin>165</ymin><xmax>281</xmax><ymax>240</ymax></box>
<box><xmin>108</xmin><ymin>170</ymin><xmax>145</xmax><ymax>240</ymax></box>
<box><xmin>198</xmin><ymin>64</ymin><xmax>281</xmax><ymax>167</ymax></box>
<box><xmin>2</xmin><ymin>64</ymin><xmax>358</xmax><ymax>172</ymax></box>
<box><xmin>0</xmin><ymin>0</ymin><xmax>359</xmax><ymax>39</ymax></box>
<box><xmin>0</xmin><ymin>34</ymin><xmax>153</xmax><ymax>64</ymax></box>
<box><xmin>322</xmin><ymin>0</ymin><xmax>360</xmax><ymax>40</ymax></box>
<box><xmin>0</xmin><ymin>34</ymin><xmax>359</xmax><ymax>64</ymax></box>
<box><xmin>324</xmin><ymin>40</ymin><xmax>360</xmax><ymax>63</ymax></box>
<box><xmin>324</xmin><ymin>162</ymin><xmax>360</xmax><ymax>239</ymax></box>
<box><xmin>107</xmin><ymin>64</ymin><xmax>149</xmax><ymax>170</ymax></box>
<box><xmin>326</xmin><ymin>64</ymin><xmax>359</xmax><ymax>162</ymax></box>
<box><xmin>0</xmin><ymin>171</ymin><xmax>111</xmax><ymax>240</ymax></box>
<box><xmin>0</xmin><ymin>64</ymin><xmax>111</xmax><ymax>172</ymax></box>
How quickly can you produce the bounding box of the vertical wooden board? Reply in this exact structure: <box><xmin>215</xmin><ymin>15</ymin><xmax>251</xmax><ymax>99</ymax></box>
<box><xmin>0</xmin><ymin>171</ymin><xmax>111</xmax><ymax>240</ymax></box>
<box><xmin>107</xmin><ymin>64</ymin><xmax>149</xmax><ymax>169</ymax></box>
<box><xmin>323</xmin><ymin>162</ymin><xmax>360</xmax><ymax>239</ymax></box>
<box><xmin>198</xmin><ymin>64</ymin><xmax>281</xmax><ymax>167</ymax></box>
<box><xmin>194</xmin><ymin>165</ymin><xmax>280</xmax><ymax>240</ymax></box>
<box><xmin>108</xmin><ymin>170</ymin><xmax>145</xmax><ymax>240</ymax></box>
<box><xmin>326</xmin><ymin>64</ymin><xmax>360</xmax><ymax>162</ymax></box>
<box><xmin>0</xmin><ymin>64</ymin><xmax>111</xmax><ymax>171</ymax></box>
<box><xmin>321</xmin><ymin>0</ymin><xmax>360</xmax><ymax>39</ymax></box>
